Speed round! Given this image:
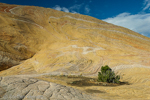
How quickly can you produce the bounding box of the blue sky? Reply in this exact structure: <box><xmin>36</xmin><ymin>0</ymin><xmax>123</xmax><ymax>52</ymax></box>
<box><xmin>1</xmin><ymin>0</ymin><xmax>150</xmax><ymax>37</ymax></box>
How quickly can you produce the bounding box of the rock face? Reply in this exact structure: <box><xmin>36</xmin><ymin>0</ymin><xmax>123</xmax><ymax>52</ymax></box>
<box><xmin>0</xmin><ymin>76</ymin><xmax>99</xmax><ymax>100</ymax></box>
<box><xmin>0</xmin><ymin>3</ymin><xmax>150</xmax><ymax>75</ymax></box>
<box><xmin>0</xmin><ymin>3</ymin><xmax>150</xmax><ymax>100</ymax></box>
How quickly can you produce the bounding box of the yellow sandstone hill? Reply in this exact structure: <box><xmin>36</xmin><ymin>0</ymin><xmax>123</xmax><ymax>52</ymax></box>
<box><xmin>0</xmin><ymin>3</ymin><xmax>150</xmax><ymax>100</ymax></box>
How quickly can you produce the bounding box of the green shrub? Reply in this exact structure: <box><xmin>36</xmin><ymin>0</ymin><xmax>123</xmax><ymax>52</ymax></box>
<box><xmin>98</xmin><ymin>65</ymin><xmax>120</xmax><ymax>84</ymax></box>
<box><xmin>101</xmin><ymin>65</ymin><xmax>111</xmax><ymax>73</ymax></box>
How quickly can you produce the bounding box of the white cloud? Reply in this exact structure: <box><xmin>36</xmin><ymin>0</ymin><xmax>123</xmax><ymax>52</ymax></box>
<box><xmin>53</xmin><ymin>5</ymin><xmax>69</xmax><ymax>13</ymax></box>
<box><xmin>103</xmin><ymin>12</ymin><xmax>150</xmax><ymax>37</ymax></box>
<box><xmin>69</xmin><ymin>4</ymin><xmax>83</xmax><ymax>12</ymax></box>
<box><xmin>52</xmin><ymin>4</ymin><xmax>90</xmax><ymax>14</ymax></box>
<box><xmin>85</xmin><ymin>5</ymin><xmax>90</xmax><ymax>14</ymax></box>
<box><xmin>52</xmin><ymin>4</ymin><xmax>81</xmax><ymax>13</ymax></box>
<box><xmin>143</xmin><ymin>0</ymin><xmax>150</xmax><ymax>10</ymax></box>
<box><xmin>53</xmin><ymin>5</ymin><xmax>61</xmax><ymax>11</ymax></box>
<box><xmin>62</xmin><ymin>7</ymin><xmax>69</xmax><ymax>13</ymax></box>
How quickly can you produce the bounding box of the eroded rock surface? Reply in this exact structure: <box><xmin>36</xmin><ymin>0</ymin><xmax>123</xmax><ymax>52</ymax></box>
<box><xmin>0</xmin><ymin>76</ymin><xmax>100</xmax><ymax>100</ymax></box>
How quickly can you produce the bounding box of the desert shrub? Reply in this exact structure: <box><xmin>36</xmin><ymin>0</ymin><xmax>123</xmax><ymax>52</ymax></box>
<box><xmin>98</xmin><ymin>65</ymin><xmax>120</xmax><ymax>84</ymax></box>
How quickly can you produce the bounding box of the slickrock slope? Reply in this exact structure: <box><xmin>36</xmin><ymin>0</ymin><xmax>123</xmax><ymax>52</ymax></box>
<box><xmin>0</xmin><ymin>3</ymin><xmax>150</xmax><ymax>100</ymax></box>
<box><xmin>0</xmin><ymin>76</ymin><xmax>99</xmax><ymax>100</ymax></box>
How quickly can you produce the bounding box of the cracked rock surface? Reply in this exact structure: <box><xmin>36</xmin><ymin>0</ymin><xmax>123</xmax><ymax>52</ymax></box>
<box><xmin>0</xmin><ymin>76</ymin><xmax>100</xmax><ymax>100</ymax></box>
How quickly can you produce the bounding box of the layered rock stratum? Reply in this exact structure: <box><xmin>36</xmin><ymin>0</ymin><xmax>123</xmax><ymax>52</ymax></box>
<box><xmin>0</xmin><ymin>3</ymin><xmax>150</xmax><ymax>100</ymax></box>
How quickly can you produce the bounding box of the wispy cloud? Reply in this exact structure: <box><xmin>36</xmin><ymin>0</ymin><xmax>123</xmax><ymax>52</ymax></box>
<box><xmin>103</xmin><ymin>12</ymin><xmax>150</xmax><ymax>37</ymax></box>
<box><xmin>85</xmin><ymin>5</ymin><xmax>90</xmax><ymax>14</ymax></box>
<box><xmin>53</xmin><ymin>5</ymin><xmax>62</xmax><ymax>11</ymax></box>
<box><xmin>52</xmin><ymin>4</ymin><xmax>90</xmax><ymax>14</ymax></box>
<box><xmin>69</xmin><ymin>4</ymin><xmax>83</xmax><ymax>13</ymax></box>
<box><xmin>143</xmin><ymin>0</ymin><xmax>150</xmax><ymax>10</ymax></box>
<box><xmin>53</xmin><ymin>5</ymin><xmax>69</xmax><ymax>13</ymax></box>
<box><xmin>62</xmin><ymin>7</ymin><xmax>69</xmax><ymax>13</ymax></box>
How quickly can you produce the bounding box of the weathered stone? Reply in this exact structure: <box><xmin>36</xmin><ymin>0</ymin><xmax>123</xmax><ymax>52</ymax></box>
<box><xmin>0</xmin><ymin>76</ymin><xmax>99</xmax><ymax>100</ymax></box>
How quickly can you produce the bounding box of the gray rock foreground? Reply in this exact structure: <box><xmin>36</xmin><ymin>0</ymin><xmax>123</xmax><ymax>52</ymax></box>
<box><xmin>0</xmin><ymin>76</ymin><xmax>103</xmax><ymax>100</ymax></box>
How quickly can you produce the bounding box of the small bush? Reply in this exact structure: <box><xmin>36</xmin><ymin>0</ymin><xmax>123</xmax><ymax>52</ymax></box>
<box><xmin>98</xmin><ymin>65</ymin><xmax>120</xmax><ymax>84</ymax></box>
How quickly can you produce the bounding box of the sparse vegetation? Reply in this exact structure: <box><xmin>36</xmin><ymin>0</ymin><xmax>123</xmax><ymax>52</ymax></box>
<box><xmin>41</xmin><ymin>72</ymin><xmax>127</xmax><ymax>87</ymax></box>
<box><xmin>97</xmin><ymin>65</ymin><xmax>120</xmax><ymax>84</ymax></box>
